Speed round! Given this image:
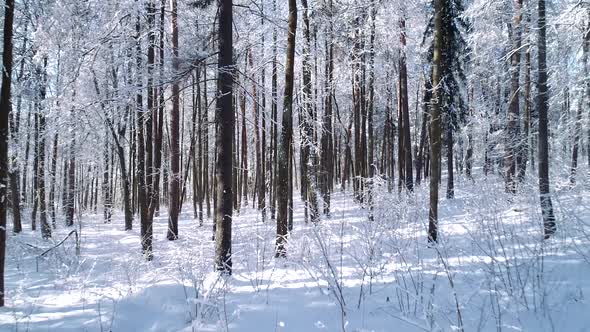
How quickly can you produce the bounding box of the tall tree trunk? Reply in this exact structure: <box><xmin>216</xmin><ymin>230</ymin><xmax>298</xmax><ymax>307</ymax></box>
<box><xmin>38</xmin><ymin>58</ymin><xmax>51</xmax><ymax>239</ymax></box>
<box><xmin>300</xmin><ymin>0</ymin><xmax>319</xmax><ymax>224</ymax></box>
<box><xmin>214</xmin><ymin>0</ymin><xmax>234</xmax><ymax>274</ymax></box>
<box><xmin>32</xmin><ymin>110</ymin><xmax>39</xmax><ymax>230</ymax></box>
<box><xmin>505</xmin><ymin>0</ymin><xmax>523</xmax><ymax>193</ymax></box>
<box><xmin>276</xmin><ymin>0</ymin><xmax>297</xmax><ymax>258</ymax></box>
<box><xmin>352</xmin><ymin>16</ymin><xmax>362</xmax><ymax>200</ymax></box>
<box><xmin>239</xmin><ymin>61</ymin><xmax>249</xmax><ymax>207</ymax></box>
<box><xmin>145</xmin><ymin>0</ymin><xmax>156</xmax><ymax>226</ymax></box>
<box><xmin>153</xmin><ymin>0</ymin><xmax>165</xmax><ymax>218</ymax></box>
<box><xmin>518</xmin><ymin>10</ymin><xmax>532</xmax><ymax>182</ymax></box>
<box><xmin>0</xmin><ymin>0</ymin><xmax>15</xmax><ymax>307</ymax></box>
<box><xmin>168</xmin><ymin>0</ymin><xmax>180</xmax><ymax>240</ymax></box>
<box><xmin>270</xmin><ymin>0</ymin><xmax>278</xmax><ymax>221</ymax></box>
<box><xmin>202</xmin><ymin>62</ymin><xmax>211</xmax><ymax>219</ymax></box>
<box><xmin>428</xmin><ymin>0</ymin><xmax>444</xmax><ymax>243</ymax></box>
<box><xmin>136</xmin><ymin>9</ymin><xmax>152</xmax><ymax>259</ymax></box>
<box><xmin>367</xmin><ymin>1</ymin><xmax>376</xmax><ymax>220</ymax></box>
<box><xmin>537</xmin><ymin>0</ymin><xmax>556</xmax><ymax>238</ymax></box>
<box><xmin>320</xmin><ymin>0</ymin><xmax>334</xmax><ymax>216</ymax></box>
<box><xmin>399</xmin><ymin>15</ymin><xmax>413</xmax><ymax>192</ymax></box>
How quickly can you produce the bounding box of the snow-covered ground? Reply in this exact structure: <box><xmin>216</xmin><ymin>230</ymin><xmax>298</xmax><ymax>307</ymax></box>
<box><xmin>1</xmin><ymin>172</ymin><xmax>590</xmax><ymax>331</ymax></box>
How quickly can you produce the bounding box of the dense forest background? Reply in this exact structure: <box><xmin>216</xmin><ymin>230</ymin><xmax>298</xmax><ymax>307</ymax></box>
<box><xmin>0</xmin><ymin>0</ymin><xmax>589</xmax><ymax>331</ymax></box>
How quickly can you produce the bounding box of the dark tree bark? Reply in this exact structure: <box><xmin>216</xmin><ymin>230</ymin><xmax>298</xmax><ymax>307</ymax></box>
<box><xmin>276</xmin><ymin>0</ymin><xmax>297</xmax><ymax>258</ymax></box>
<box><xmin>352</xmin><ymin>15</ymin><xmax>363</xmax><ymax>200</ymax></box>
<box><xmin>465</xmin><ymin>87</ymin><xmax>474</xmax><ymax>180</ymax></box>
<box><xmin>445</xmin><ymin>119</ymin><xmax>454</xmax><ymax>199</ymax></box>
<box><xmin>202</xmin><ymin>62</ymin><xmax>211</xmax><ymax>219</ymax></box>
<box><xmin>0</xmin><ymin>0</ymin><xmax>15</xmax><ymax>307</ymax></box>
<box><xmin>259</xmin><ymin>23</ymin><xmax>267</xmax><ymax>222</ymax></box>
<box><xmin>428</xmin><ymin>0</ymin><xmax>444</xmax><ymax>243</ymax></box>
<box><xmin>215</xmin><ymin>0</ymin><xmax>234</xmax><ymax>273</ymax></box>
<box><xmin>38</xmin><ymin>58</ymin><xmax>51</xmax><ymax>240</ymax></box>
<box><xmin>320</xmin><ymin>0</ymin><xmax>334</xmax><ymax>216</ymax></box>
<box><xmin>136</xmin><ymin>10</ymin><xmax>152</xmax><ymax>259</ymax></box>
<box><xmin>32</xmin><ymin>110</ymin><xmax>39</xmax><ymax>230</ymax></box>
<box><xmin>65</xmin><ymin>136</ymin><xmax>76</xmax><ymax>227</ymax></box>
<box><xmin>49</xmin><ymin>134</ymin><xmax>58</xmax><ymax>228</ymax></box>
<box><xmin>153</xmin><ymin>0</ymin><xmax>165</xmax><ymax>218</ymax></box>
<box><xmin>168</xmin><ymin>0</ymin><xmax>180</xmax><ymax>240</ymax></box>
<box><xmin>537</xmin><ymin>0</ymin><xmax>556</xmax><ymax>238</ymax></box>
<box><xmin>398</xmin><ymin>15</ymin><xmax>413</xmax><ymax>192</ymax></box>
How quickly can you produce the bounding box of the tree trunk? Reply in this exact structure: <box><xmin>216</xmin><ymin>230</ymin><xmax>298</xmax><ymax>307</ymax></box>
<box><xmin>0</xmin><ymin>0</ymin><xmax>15</xmax><ymax>307</ymax></box>
<box><xmin>168</xmin><ymin>0</ymin><xmax>180</xmax><ymax>240</ymax></box>
<box><xmin>136</xmin><ymin>11</ymin><xmax>152</xmax><ymax>259</ymax></box>
<box><xmin>300</xmin><ymin>0</ymin><xmax>319</xmax><ymax>224</ymax></box>
<box><xmin>38</xmin><ymin>58</ymin><xmax>51</xmax><ymax>239</ymax></box>
<box><xmin>505</xmin><ymin>0</ymin><xmax>523</xmax><ymax>193</ymax></box>
<box><xmin>276</xmin><ymin>0</ymin><xmax>297</xmax><ymax>258</ymax></box>
<box><xmin>428</xmin><ymin>0</ymin><xmax>444</xmax><ymax>243</ymax></box>
<box><xmin>537</xmin><ymin>0</ymin><xmax>556</xmax><ymax>238</ymax></box>
<box><xmin>445</xmin><ymin>120</ymin><xmax>454</xmax><ymax>199</ymax></box>
<box><xmin>320</xmin><ymin>0</ymin><xmax>334</xmax><ymax>216</ymax></box>
<box><xmin>214</xmin><ymin>0</ymin><xmax>234</xmax><ymax>273</ymax></box>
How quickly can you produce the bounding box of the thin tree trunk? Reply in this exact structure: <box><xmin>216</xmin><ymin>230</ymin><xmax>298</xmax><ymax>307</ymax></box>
<box><xmin>320</xmin><ymin>0</ymin><xmax>334</xmax><ymax>216</ymax></box>
<box><xmin>537</xmin><ymin>0</ymin><xmax>556</xmax><ymax>238</ymax></box>
<box><xmin>49</xmin><ymin>134</ymin><xmax>58</xmax><ymax>228</ymax></box>
<box><xmin>505</xmin><ymin>0</ymin><xmax>523</xmax><ymax>193</ymax></box>
<box><xmin>428</xmin><ymin>0</ymin><xmax>444</xmax><ymax>243</ymax></box>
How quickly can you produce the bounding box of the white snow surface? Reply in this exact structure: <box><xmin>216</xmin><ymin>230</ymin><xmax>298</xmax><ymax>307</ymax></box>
<box><xmin>1</xmin><ymin>174</ymin><xmax>590</xmax><ymax>331</ymax></box>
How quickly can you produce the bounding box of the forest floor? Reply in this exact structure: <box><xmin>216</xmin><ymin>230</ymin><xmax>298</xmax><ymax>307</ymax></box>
<box><xmin>1</xmin><ymin>171</ymin><xmax>590</xmax><ymax>332</ymax></box>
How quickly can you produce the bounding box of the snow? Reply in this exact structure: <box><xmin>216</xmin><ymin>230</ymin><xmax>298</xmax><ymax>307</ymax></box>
<box><xmin>1</xmin><ymin>173</ymin><xmax>590</xmax><ymax>331</ymax></box>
